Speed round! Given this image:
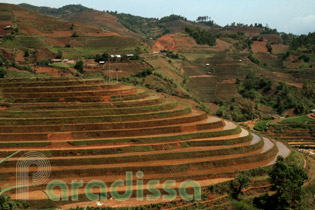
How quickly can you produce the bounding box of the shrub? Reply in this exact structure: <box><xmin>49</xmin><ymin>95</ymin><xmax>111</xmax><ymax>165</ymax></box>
<box><xmin>74</xmin><ymin>60</ymin><xmax>84</xmax><ymax>74</ymax></box>
<box><xmin>133</xmin><ymin>68</ymin><xmax>153</xmax><ymax>78</ymax></box>
<box><xmin>248</xmin><ymin>54</ymin><xmax>260</xmax><ymax>65</ymax></box>
<box><xmin>71</xmin><ymin>32</ymin><xmax>79</xmax><ymax>38</ymax></box>
<box><xmin>0</xmin><ymin>67</ymin><xmax>7</xmax><ymax>78</ymax></box>
<box><xmin>36</xmin><ymin>60</ymin><xmax>50</xmax><ymax>67</ymax></box>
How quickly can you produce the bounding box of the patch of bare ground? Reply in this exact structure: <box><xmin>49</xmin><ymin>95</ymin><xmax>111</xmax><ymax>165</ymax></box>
<box><xmin>252</xmin><ymin>41</ymin><xmax>268</xmax><ymax>53</ymax></box>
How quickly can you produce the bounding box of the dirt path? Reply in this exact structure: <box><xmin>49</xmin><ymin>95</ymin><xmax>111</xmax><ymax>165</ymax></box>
<box><xmin>266</xmin><ymin>140</ymin><xmax>291</xmax><ymax>166</ymax></box>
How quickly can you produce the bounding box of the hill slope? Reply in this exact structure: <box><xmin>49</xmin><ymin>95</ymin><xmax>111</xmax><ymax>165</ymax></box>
<box><xmin>19</xmin><ymin>3</ymin><xmax>140</xmax><ymax>38</ymax></box>
<box><xmin>0</xmin><ymin>3</ymin><xmax>139</xmax><ymax>60</ymax></box>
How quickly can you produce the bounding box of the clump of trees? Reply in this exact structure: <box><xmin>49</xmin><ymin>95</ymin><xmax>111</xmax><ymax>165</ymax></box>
<box><xmin>248</xmin><ymin>54</ymin><xmax>260</xmax><ymax>65</ymax></box>
<box><xmin>74</xmin><ymin>60</ymin><xmax>84</xmax><ymax>74</ymax></box>
<box><xmin>94</xmin><ymin>52</ymin><xmax>110</xmax><ymax>62</ymax></box>
<box><xmin>158</xmin><ymin>15</ymin><xmax>187</xmax><ymax>23</ymax></box>
<box><xmin>0</xmin><ymin>67</ymin><xmax>7</xmax><ymax>78</ymax></box>
<box><xmin>266</xmin><ymin>43</ymin><xmax>272</xmax><ymax>53</ymax></box>
<box><xmin>254</xmin><ymin>156</ymin><xmax>308</xmax><ymax>210</ymax></box>
<box><xmin>290</xmin><ymin>32</ymin><xmax>315</xmax><ymax>52</ymax></box>
<box><xmin>166</xmin><ymin>51</ymin><xmax>179</xmax><ymax>59</ymax></box>
<box><xmin>185</xmin><ymin>27</ymin><xmax>216</xmax><ymax>46</ymax></box>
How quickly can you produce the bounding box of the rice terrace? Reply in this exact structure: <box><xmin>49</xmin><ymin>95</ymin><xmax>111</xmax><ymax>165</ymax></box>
<box><xmin>0</xmin><ymin>1</ymin><xmax>314</xmax><ymax>210</ymax></box>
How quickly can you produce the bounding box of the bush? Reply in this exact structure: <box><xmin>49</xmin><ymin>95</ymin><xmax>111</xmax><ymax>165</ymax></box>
<box><xmin>133</xmin><ymin>68</ymin><xmax>153</xmax><ymax>78</ymax></box>
<box><xmin>166</xmin><ymin>51</ymin><xmax>179</xmax><ymax>59</ymax></box>
<box><xmin>0</xmin><ymin>67</ymin><xmax>7</xmax><ymax>78</ymax></box>
<box><xmin>74</xmin><ymin>60</ymin><xmax>84</xmax><ymax>74</ymax></box>
<box><xmin>36</xmin><ymin>59</ymin><xmax>50</xmax><ymax>67</ymax></box>
<box><xmin>248</xmin><ymin>54</ymin><xmax>260</xmax><ymax>65</ymax></box>
<box><xmin>266</xmin><ymin>43</ymin><xmax>272</xmax><ymax>53</ymax></box>
<box><xmin>94</xmin><ymin>52</ymin><xmax>109</xmax><ymax>62</ymax></box>
<box><xmin>71</xmin><ymin>32</ymin><xmax>79</xmax><ymax>38</ymax></box>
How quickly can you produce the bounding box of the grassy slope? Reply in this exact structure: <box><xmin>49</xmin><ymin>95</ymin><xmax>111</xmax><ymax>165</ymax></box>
<box><xmin>0</xmin><ymin>3</ymin><xmax>139</xmax><ymax>60</ymax></box>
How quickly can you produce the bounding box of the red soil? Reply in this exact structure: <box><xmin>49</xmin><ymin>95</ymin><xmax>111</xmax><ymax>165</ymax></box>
<box><xmin>272</xmin><ymin>44</ymin><xmax>289</xmax><ymax>54</ymax></box>
<box><xmin>15</xmin><ymin>49</ymin><xmax>25</xmax><ymax>63</ymax></box>
<box><xmin>252</xmin><ymin>41</ymin><xmax>268</xmax><ymax>53</ymax></box>
<box><xmin>153</xmin><ymin>34</ymin><xmax>177</xmax><ymax>52</ymax></box>
<box><xmin>35</xmin><ymin>67</ymin><xmax>72</xmax><ymax>77</ymax></box>
<box><xmin>215</xmin><ymin>39</ymin><xmax>232</xmax><ymax>51</ymax></box>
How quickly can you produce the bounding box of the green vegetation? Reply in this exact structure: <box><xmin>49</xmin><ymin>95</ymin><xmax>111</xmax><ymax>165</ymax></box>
<box><xmin>248</xmin><ymin>54</ymin><xmax>260</xmax><ymax>65</ymax></box>
<box><xmin>290</xmin><ymin>32</ymin><xmax>315</xmax><ymax>53</ymax></box>
<box><xmin>74</xmin><ymin>60</ymin><xmax>84</xmax><ymax>74</ymax></box>
<box><xmin>94</xmin><ymin>52</ymin><xmax>109</xmax><ymax>62</ymax></box>
<box><xmin>230</xmin><ymin>172</ymin><xmax>251</xmax><ymax>200</ymax></box>
<box><xmin>254</xmin><ymin>120</ymin><xmax>270</xmax><ymax>131</ymax></box>
<box><xmin>185</xmin><ymin>27</ymin><xmax>216</xmax><ymax>46</ymax></box>
<box><xmin>254</xmin><ymin>156</ymin><xmax>308</xmax><ymax>210</ymax></box>
<box><xmin>0</xmin><ymin>68</ymin><xmax>7</xmax><ymax>78</ymax></box>
<box><xmin>159</xmin><ymin>14</ymin><xmax>187</xmax><ymax>23</ymax></box>
<box><xmin>282</xmin><ymin>115</ymin><xmax>315</xmax><ymax>123</ymax></box>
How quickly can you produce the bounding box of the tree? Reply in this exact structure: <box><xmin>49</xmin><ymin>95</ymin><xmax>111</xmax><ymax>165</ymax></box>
<box><xmin>0</xmin><ymin>68</ymin><xmax>7</xmax><ymax>78</ymax></box>
<box><xmin>56</xmin><ymin>50</ymin><xmax>63</xmax><ymax>59</ymax></box>
<box><xmin>23</xmin><ymin>49</ymin><xmax>29</xmax><ymax>58</ymax></box>
<box><xmin>71</xmin><ymin>32</ymin><xmax>79</xmax><ymax>38</ymax></box>
<box><xmin>254</xmin><ymin>156</ymin><xmax>308</xmax><ymax>210</ymax></box>
<box><xmin>230</xmin><ymin>171</ymin><xmax>251</xmax><ymax>200</ymax></box>
<box><xmin>74</xmin><ymin>60</ymin><xmax>84</xmax><ymax>74</ymax></box>
<box><xmin>0</xmin><ymin>190</ymin><xmax>17</xmax><ymax>210</ymax></box>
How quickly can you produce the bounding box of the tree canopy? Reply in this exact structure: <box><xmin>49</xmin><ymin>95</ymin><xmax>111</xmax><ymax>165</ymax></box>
<box><xmin>185</xmin><ymin>27</ymin><xmax>216</xmax><ymax>46</ymax></box>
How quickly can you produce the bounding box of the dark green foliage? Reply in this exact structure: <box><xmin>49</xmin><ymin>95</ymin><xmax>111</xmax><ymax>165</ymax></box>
<box><xmin>260</xmin><ymin>27</ymin><xmax>278</xmax><ymax>35</ymax></box>
<box><xmin>290</xmin><ymin>32</ymin><xmax>315</xmax><ymax>53</ymax></box>
<box><xmin>71</xmin><ymin>32</ymin><xmax>79</xmax><ymax>38</ymax></box>
<box><xmin>133</xmin><ymin>68</ymin><xmax>153</xmax><ymax>78</ymax></box>
<box><xmin>23</xmin><ymin>49</ymin><xmax>29</xmax><ymax>58</ymax></box>
<box><xmin>230</xmin><ymin>171</ymin><xmax>251</xmax><ymax>199</ymax></box>
<box><xmin>254</xmin><ymin>156</ymin><xmax>308</xmax><ymax>210</ymax></box>
<box><xmin>158</xmin><ymin>14</ymin><xmax>187</xmax><ymax>23</ymax></box>
<box><xmin>302</xmin><ymin>80</ymin><xmax>315</xmax><ymax>99</ymax></box>
<box><xmin>94</xmin><ymin>52</ymin><xmax>109</xmax><ymax>62</ymax></box>
<box><xmin>20</xmin><ymin>4</ymin><xmax>91</xmax><ymax>18</ymax></box>
<box><xmin>231</xmin><ymin>200</ymin><xmax>256</xmax><ymax>210</ymax></box>
<box><xmin>109</xmin><ymin>12</ymin><xmax>158</xmax><ymax>35</ymax></box>
<box><xmin>35</xmin><ymin>59</ymin><xmax>49</xmax><ymax>67</ymax></box>
<box><xmin>248</xmin><ymin>54</ymin><xmax>260</xmax><ymax>65</ymax></box>
<box><xmin>0</xmin><ymin>68</ymin><xmax>7</xmax><ymax>78</ymax></box>
<box><xmin>185</xmin><ymin>27</ymin><xmax>216</xmax><ymax>46</ymax></box>
<box><xmin>74</xmin><ymin>60</ymin><xmax>84</xmax><ymax>74</ymax></box>
<box><xmin>166</xmin><ymin>51</ymin><xmax>179</xmax><ymax>59</ymax></box>
<box><xmin>281</xmin><ymin>33</ymin><xmax>295</xmax><ymax>45</ymax></box>
<box><xmin>0</xmin><ymin>191</ymin><xmax>17</xmax><ymax>210</ymax></box>
<box><xmin>56</xmin><ymin>50</ymin><xmax>63</xmax><ymax>59</ymax></box>
<box><xmin>2</xmin><ymin>34</ymin><xmax>15</xmax><ymax>41</ymax></box>
<box><xmin>299</xmin><ymin>54</ymin><xmax>310</xmax><ymax>62</ymax></box>
<box><xmin>266</xmin><ymin>43</ymin><xmax>272</xmax><ymax>53</ymax></box>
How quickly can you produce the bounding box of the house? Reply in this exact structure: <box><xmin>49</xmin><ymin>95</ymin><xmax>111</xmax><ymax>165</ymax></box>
<box><xmin>99</xmin><ymin>61</ymin><xmax>105</xmax><ymax>65</ymax></box>
<box><xmin>111</xmin><ymin>55</ymin><xmax>121</xmax><ymax>60</ymax></box>
<box><xmin>311</xmin><ymin>109</ymin><xmax>315</xmax><ymax>113</ymax></box>
<box><xmin>126</xmin><ymin>54</ymin><xmax>134</xmax><ymax>57</ymax></box>
<box><xmin>206</xmin><ymin>63</ymin><xmax>210</xmax><ymax>66</ymax></box>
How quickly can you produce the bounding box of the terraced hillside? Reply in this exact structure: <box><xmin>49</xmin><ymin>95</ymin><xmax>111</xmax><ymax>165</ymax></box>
<box><xmin>0</xmin><ymin>78</ymin><xmax>290</xmax><ymax>208</ymax></box>
<box><xmin>261</xmin><ymin>115</ymin><xmax>315</xmax><ymax>149</ymax></box>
